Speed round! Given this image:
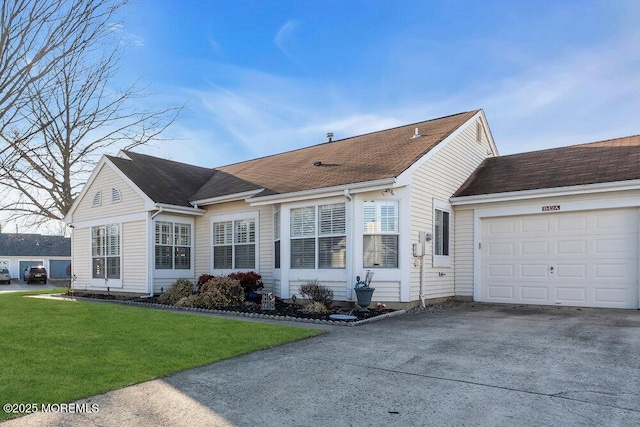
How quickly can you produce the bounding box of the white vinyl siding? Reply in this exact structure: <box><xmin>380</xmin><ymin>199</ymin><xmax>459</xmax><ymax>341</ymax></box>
<box><xmin>453</xmin><ymin>208</ymin><xmax>475</xmax><ymax>296</ymax></box>
<box><xmin>73</xmin><ymin>164</ymin><xmax>146</xmax><ymax>223</ymax></box>
<box><xmin>410</xmin><ymin>116</ymin><xmax>492</xmax><ymax>301</ymax></box>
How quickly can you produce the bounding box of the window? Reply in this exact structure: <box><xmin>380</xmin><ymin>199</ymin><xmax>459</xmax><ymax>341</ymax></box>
<box><xmin>92</xmin><ymin>191</ymin><xmax>102</xmax><ymax>207</ymax></box>
<box><xmin>290</xmin><ymin>203</ymin><xmax>346</xmax><ymax>269</ymax></box>
<box><xmin>274</xmin><ymin>210</ymin><xmax>281</xmax><ymax>269</ymax></box>
<box><xmin>155</xmin><ymin>221</ymin><xmax>192</xmax><ymax>270</ymax></box>
<box><xmin>213</xmin><ymin>218</ymin><xmax>256</xmax><ymax>269</ymax></box>
<box><xmin>363</xmin><ymin>200</ymin><xmax>399</xmax><ymax>268</ymax></box>
<box><xmin>434</xmin><ymin>210</ymin><xmax>449</xmax><ymax>256</ymax></box>
<box><xmin>433</xmin><ymin>201</ymin><xmax>451</xmax><ymax>267</ymax></box>
<box><xmin>92</xmin><ymin>224</ymin><xmax>120</xmax><ymax>280</ymax></box>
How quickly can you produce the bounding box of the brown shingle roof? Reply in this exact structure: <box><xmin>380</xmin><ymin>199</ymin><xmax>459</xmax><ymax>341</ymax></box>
<box><xmin>191</xmin><ymin>110</ymin><xmax>479</xmax><ymax>201</ymax></box>
<box><xmin>454</xmin><ymin>135</ymin><xmax>640</xmax><ymax>197</ymax></box>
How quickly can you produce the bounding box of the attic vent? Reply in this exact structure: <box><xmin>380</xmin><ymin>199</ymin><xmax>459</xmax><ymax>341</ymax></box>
<box><xmin>92</xmin><ymin>191</ymin><xmax>102</xmax><ymax>207</ymax></box>
<box><xmin>412</xmin><ymin>127</ymin><xmax>421</xmax><ymax>139</ymax></box>
<box><xmin>111</xmin><ymin>187</ymin><xmax>122</xmax><ymax>203</ymax></box>
<box><xmin>476</xmin><ymin>121</ymin><xmax>483</xmax><ymax>143</ymax></box>
<box><xmin>326</xmin><ymin>132</ymin><xmax>334</xmax><ymax>142</ymax></box>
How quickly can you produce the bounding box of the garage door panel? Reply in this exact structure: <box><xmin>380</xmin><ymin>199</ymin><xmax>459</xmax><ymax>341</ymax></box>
<box><xmin>488</xmin><ymin>285</ymin><xmax>514</xmax><ymax>299</ymax></box>
<box><xmin>488</xmin><ymin>264</ymin><xmax>514</xmax><ymax>278</ymax></box>
<box><xmin>556</xmin><ymin>240</ymin><xmax>587</xmax><ymax>255</ymax></box>
<box><xmin>555</xmin><ymin>264</ymin><xmax>587</xmax><ymax>278</ymax></box>
<box><xmin>488</xmin><ymin>242</ymin><xmax>515</xmax><ymax>256</ymax></box>
<box><xmin>594</xmin><ymin>263</ymin><xmax>635</xmax><ymax>279</ymax></box>
<box><xmin>522</xmin><ymin>218</ymin><xmax>550</xmax><ymax>233</ymax></box>
<box><xmin>595</xmin><ymin>238</ymin><xmax>634</xmax><ymax>254</ymax></box>
<box><xmin>521</xmin><ymin>264</ymin><xmax>549</xmax><ymax>278</ymax></box>
<box><xmin>521</xmin><ymin>241</ymin><xmax>548</xmax><ymax>255</ymax></box>
<box><xmin>555</xmin><ymin>286</ymin><xmax>587</xmax><ymax>303</ymax></box>
<box><xmin>521</xmin><ymin>286</ymin><xmax>549</xmax><ymax>301</ymax></box>
<box><xmin>481</xmin><ymin>208</ymin><xmax>639</xmax><ymax>309</ymax></box>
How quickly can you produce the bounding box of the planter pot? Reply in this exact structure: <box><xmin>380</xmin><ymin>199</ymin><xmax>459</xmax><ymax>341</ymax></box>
<box><xmin>354</xmin><ymin>287</ymin><xmax>375</xmax><ymax>312</ymax></box>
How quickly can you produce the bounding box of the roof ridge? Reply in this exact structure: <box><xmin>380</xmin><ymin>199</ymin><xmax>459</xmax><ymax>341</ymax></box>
<box><xmin>497</xmin><ymin>134</ymin><xmax>640</xmax><ymax>159</ymax></box>
<box><xmin>116</xmin><ymin>150</ymin><xmax>215</xmax><ymax>172</ymax></box>
<box><xmin>218</xmin><ymin>110</ymin><xmax>480</xmax><ymax>170</ymax></box>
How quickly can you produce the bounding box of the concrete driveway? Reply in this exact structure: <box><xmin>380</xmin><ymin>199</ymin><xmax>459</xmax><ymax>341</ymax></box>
<box><xmin>4</xmin><ymin>303</ymin><xmax>640</xmax><ymax>426</ymax></box>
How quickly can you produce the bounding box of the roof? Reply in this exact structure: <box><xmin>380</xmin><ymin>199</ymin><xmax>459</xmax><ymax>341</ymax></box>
<box><xmin>191</xmin><ymin>110</ymin><xmax>480</xmax><ymax>201</ymax></box>
<box><xmin>454</xmin><ymin>134</ymin><xmax>640</xmax><ymax>197</ymax></box>
<box><xmin>0</xmin><ymin>233</ymin><xmax>71</xmax><ymax>257</ymax></box>
<box><xmin>106</xmin><ymin>151</ymin><xmax>216</xmax><ymax>207</ymax></box>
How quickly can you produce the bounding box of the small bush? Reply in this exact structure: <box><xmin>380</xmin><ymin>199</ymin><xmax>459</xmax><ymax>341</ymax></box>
<box><xmin>199</xmin><ymin>276</ymin><xmax>245</xmax><ymax>308</ymax></box>
<box><xmin>158</xmin><ymin>279</ymin><xmax>195</xmax><ymax>305</ymax></box>
<box><xmin>227</xmin><ymin>271</ymin><xmax>264</xmax><ymax>292</ymax></box>
<box><xmin>299</xmin><ymin>280</ymin><xmax>334</xmax><ymax>309</ymax></box>
<box><xmin>175</xmin><ymin>294</ymin><xmax>206</xmax><ymax>308</ymax></box>
<box><xmin>196</xmin><ymin>274</ymin><xmax>215</xmax><ymax>292</ymax></box>
<box><xmin>301</xmin><ymin>301</ymin><xmax>330</xmax><ymax>315</ymax></box>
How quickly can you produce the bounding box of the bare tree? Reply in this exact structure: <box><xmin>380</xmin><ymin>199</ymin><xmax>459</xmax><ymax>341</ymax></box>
<box><xmin>0</xmin><ymin>0</ymin><xmax>181</xmax><ymax>227</ymax></box>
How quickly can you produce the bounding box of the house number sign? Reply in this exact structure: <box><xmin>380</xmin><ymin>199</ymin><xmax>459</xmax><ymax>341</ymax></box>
<box><xmin>542</xmin><ymin>205</ymin><xmax>560</xmax><ymax>212</ymax></box>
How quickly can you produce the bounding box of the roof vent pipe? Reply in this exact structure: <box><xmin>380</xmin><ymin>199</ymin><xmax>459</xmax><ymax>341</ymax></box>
<box><xmin>412</xmin><ymin>127</ymin><xmax>421</xmax><ymax>139</ymax></box>
<box><xmin>326</xmin><ymin>132</ymin><xmax>334</xmax><ymax>142</ymax></box>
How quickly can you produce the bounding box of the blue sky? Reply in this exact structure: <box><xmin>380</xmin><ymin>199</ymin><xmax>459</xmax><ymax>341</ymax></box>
<box><xmin>111</xmin><ymin>0</ymin><xmax>640</xmax><ymax>167</ymax></box>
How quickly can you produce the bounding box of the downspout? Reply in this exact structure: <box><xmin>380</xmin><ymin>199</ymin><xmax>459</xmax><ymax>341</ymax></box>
<box><xmin>344</xmin><ymin>189</ymin><xmax>354</xmax><ymax>300</ymax></box>
<box><xmin>419</xmin><ymin>252</ymin><xmax>426</xmax><ymax>308</ymax></box>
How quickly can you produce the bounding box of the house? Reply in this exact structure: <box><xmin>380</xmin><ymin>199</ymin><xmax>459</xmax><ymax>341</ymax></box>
<box><xmin>64</xmin><ymin>109</ymin><xmax>640</xmax><ymax>309</ymax></box>
<box><xmin>451</xmin><ymin>135</ymin><xmax>640</xmax><ymax>309</ymax></box>
<box><xmin>0</xmin><ymin>233</ymin><xmax>71</xmax><ymax>280</ymax></box>
<box><xmin>64</xmin><ymin>109</ymin><xmax>496</xmax><ymax>307</ymax></box>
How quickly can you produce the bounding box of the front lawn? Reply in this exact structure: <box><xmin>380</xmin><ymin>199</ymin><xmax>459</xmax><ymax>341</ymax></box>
<box><xmin>0</xmin><ymin>290</ymin><xmax>321</xmax><ymax>421</ymax></box>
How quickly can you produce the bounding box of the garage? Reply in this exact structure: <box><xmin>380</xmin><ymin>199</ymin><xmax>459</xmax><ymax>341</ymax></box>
<box><xmin>481</xmin><ymin>208</ymin><xmax>638</xmax><ymax>309</ymax></box>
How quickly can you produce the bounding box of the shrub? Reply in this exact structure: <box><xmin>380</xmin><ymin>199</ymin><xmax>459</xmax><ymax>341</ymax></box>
<box><xmin>158</xmin><ymin>279</ymin><xmax>195</xmax><ymax>305</ymax></box>
<box><xmin>299</xmin><ymin>280</ymin><xmax>334</xmax><ymax>309</ymax></box>
<box><xmin>199</xmin><ymin>276</ymin><xmax>245</xmax><ymax>308</ymax></box>
<box><xmin>301</xmin><ymin>301</ymin><xmax>330</xmax><ymax>315</ymax></box>
<box><xmin>227</xmin><ymin>271</ymin><xmax>264</xmax><ymax>292</ymax></box>
<box><xmin>196</xmin><ymin>274</ymin><xmax>215</xmax><ymax>292</ymax></box>
<box><xmin>175</xmin><ymin>294</ymin><xmax>206</xmax><ymax>308</ymax></box>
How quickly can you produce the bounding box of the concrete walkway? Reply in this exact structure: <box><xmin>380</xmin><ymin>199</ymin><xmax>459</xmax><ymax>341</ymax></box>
<box><xmin>4</xmin><ymin>303</ymin><xmax>640</xmax><ymax>426</ymax></box>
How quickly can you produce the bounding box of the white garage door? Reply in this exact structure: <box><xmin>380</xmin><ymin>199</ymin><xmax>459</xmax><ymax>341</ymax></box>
<box><xmin>481</xmin><ymin>208</ymin><xmax>639</xmax><ymax>308</ymax></box>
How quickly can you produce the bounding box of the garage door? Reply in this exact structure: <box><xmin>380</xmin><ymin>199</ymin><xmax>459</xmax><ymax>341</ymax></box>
<box><xmin>481</xmin><ymin>208</ymin><xmax>638</xmax><ymax>308</ymax></box>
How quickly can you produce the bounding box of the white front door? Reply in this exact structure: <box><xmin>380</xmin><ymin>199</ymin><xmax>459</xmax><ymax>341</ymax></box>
<box><xmin>481</xmin><ymin>208</ymin><xmax>638</xmax><ymax>308</ymax></box>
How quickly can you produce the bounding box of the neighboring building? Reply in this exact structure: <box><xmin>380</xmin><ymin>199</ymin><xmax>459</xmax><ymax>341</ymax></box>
<box><xmin>64</xmin><ymin>109</ymin><xmax>496</xmax><ymax>307</ymax></box>
<box><xmin>0</xmin><ymin>233</ymin><xmax>71</xmax><ymax>280</ymax></box>
<box><xmin>64</xmin><ymin>109</ymin><xmax>640</xmax><ymax>309</ymax></box>
<box><xmin>451</xmin><ymin>135</ymin><xmax>640</xmax><ymax>309</ymax></box>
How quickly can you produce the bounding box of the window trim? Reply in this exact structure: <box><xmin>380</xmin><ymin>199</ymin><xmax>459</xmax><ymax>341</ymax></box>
<box><xmin>433</xmin><ymin>200</ymin><xmax>451</xmax><ymax>268</ymax></box>
<box><xmin>211</xmin><ymin>211</ymin><xmax>259</xmax><ymax>272</ymax></box>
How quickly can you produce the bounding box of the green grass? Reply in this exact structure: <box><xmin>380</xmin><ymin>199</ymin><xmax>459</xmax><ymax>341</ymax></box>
<box><xmin>0</xmin><ymin>290</ymin><xmax>321</xmax><ymax>421</ymax></box>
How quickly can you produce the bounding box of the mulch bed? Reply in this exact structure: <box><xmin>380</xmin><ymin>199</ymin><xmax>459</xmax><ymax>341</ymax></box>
<box><xmin>68</xmin><ymin>292</ymin><xmax>398</xmax><ymax>324</ymax></box>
